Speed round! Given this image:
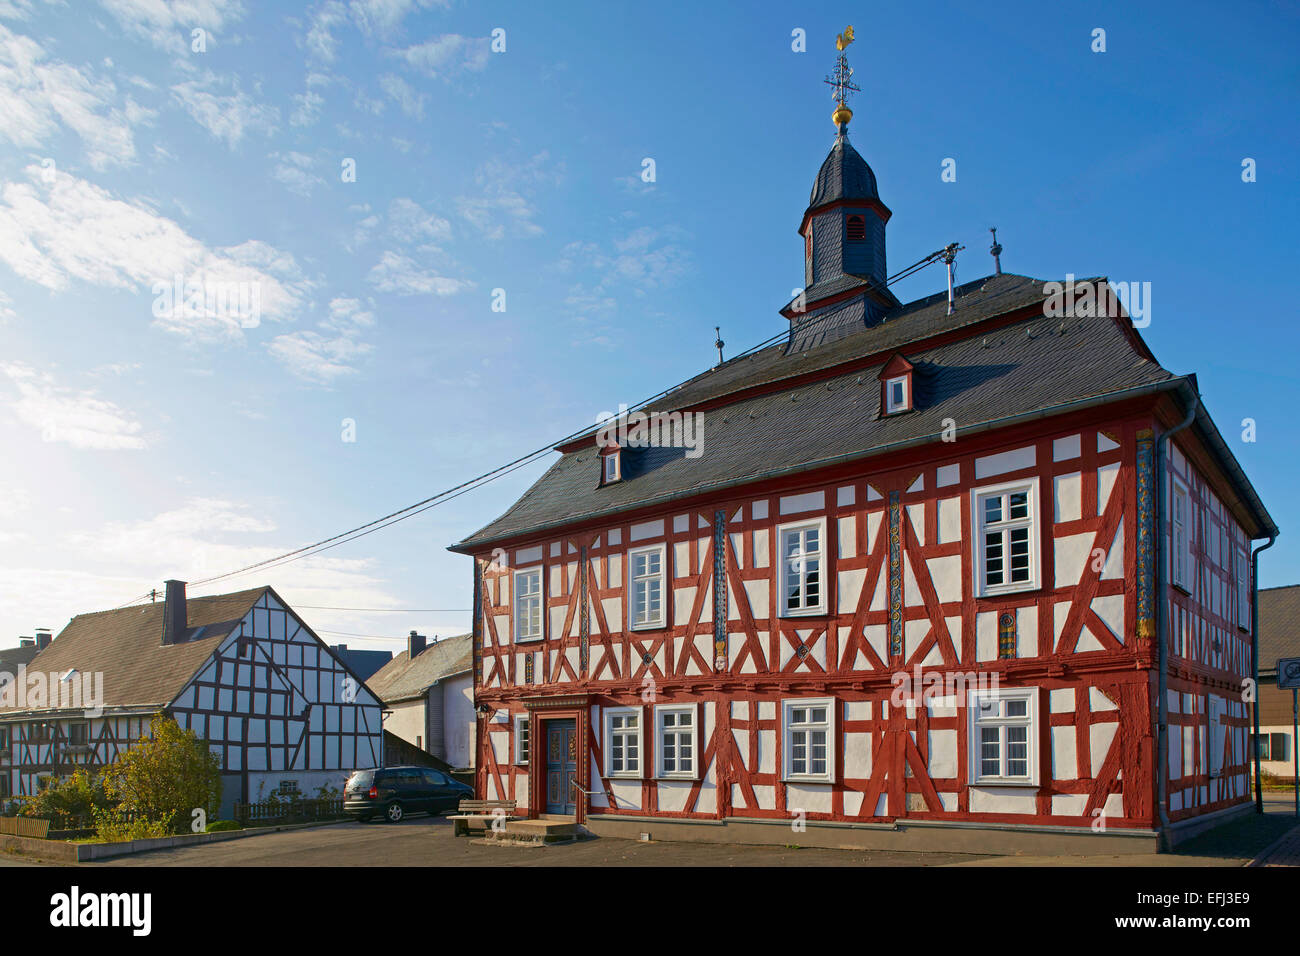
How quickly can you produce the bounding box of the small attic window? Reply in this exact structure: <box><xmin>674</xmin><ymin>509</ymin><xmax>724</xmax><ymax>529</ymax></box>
<box><xmin>602</xmin><ymin>448</ymin><xmax>622</xmax><ymax>485</ymax></box>
<box><xmin>846</xmin><ymin>215</ymin><xmax>866</xmax><ymax>241</ymax></box>
<box><xmin>885</xmin><ymin>376</ymin><xmax>910</xmax><ymax>414</ymax></box>
<box><xmin>878</xmin><ymin>353</ymin><xmax>916</xmax><ymax>416</ymax></box>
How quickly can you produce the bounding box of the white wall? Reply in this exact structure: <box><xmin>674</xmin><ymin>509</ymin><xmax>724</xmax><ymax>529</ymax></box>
<box><xmin>385</xmin><ymin>698</ymin><xmax>428</xmax><ymax>751</ymax></box>
<box><xmin>247</xmin><ymin>770</ymin><xmax>351</xmax><ymax>801</ymax></box>
<box><xmin>442</xmin><ymin>673</ymin><xmax>475</xmax><ymax>769</ymax></box>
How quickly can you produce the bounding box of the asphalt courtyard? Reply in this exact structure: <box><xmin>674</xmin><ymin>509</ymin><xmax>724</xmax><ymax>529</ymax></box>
<box><xmin>0</xmin><ymin>795</ymin><xmax>1293</xmax><ymax>867</ymax></box>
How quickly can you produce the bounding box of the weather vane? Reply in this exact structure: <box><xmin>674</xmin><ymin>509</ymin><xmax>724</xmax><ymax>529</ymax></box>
<box><xmin>824</xmin><ymin>26</ymin><xmax>859</xmax><ymax>131</ymax></box>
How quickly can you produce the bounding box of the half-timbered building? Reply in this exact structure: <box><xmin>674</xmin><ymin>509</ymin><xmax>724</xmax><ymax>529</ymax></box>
<box><xmin>449</xmin><ymin>59</ymin><xmax>1276</xmax><ymax>854</ymax></box>
<box><xmin>0</xmin><ymin>581</ymin><xmax>383</xmax><ymax>815</ymax></box>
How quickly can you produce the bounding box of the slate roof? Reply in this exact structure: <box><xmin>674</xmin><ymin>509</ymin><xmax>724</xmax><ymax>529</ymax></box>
<box><xmin>457</xmin><ymin>272</ymin><xmax>1197</xmax><ymax>550</ymax></box>
<box><xmin>0</xmin><ymin>588</ymin><xmax>266</xmax><ymax>714</ymax></box>
<box><xmin>366</xmin><ymin>633</ymin><xmax>472</xmax><ymax>703</ymax></box>
<box><xmin>1259</xmin><ymin>585</ymin><xmax>1300</xmax><ymax>679</ymax></box>
<box><xmin>0</xmin><ymin>644</ymin><xmax>40</xmax><ymax>673</ymax></box>
<box><xmin>808</xmin><ymin>134</ymin><xmax>879</xmax><ymax>210</ymax></box>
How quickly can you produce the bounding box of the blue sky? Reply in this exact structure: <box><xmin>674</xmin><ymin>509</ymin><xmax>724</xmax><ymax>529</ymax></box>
<box><xmin>0</xmin><ymin>0</ymin><xmax>1296</xmax><ymax>653</ymax></box>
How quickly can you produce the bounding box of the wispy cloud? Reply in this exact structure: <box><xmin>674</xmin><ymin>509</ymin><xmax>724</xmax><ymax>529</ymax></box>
<box><xmin>268</xmin><ymin>295</ymin><xmax>375</xmax><ymax>384</ymax></box>
<box><xmin>349</xmin><ymin>0</ymin><xmax>447</xmax><ymax>38</ymax></box>
<box><xmin>377</xmin><ymin>72</ymin><xmax>423</xmax><ymax>118</ymax></box>
<box><xmin>390</xmin><ymin>33</ymin><xmax>488</xmax><ymax>78</ymax></box>
<box><xmin>270</xmin><ymin>150</ymin><xmax>325</xmax><ymax>196</ymax></box>
<box><xmin>0</xmin><ymin>165</ymin><xmax>309</xmax><ymax>343</ymax></box>
<box><xmin>171</xmin><ymin>73</ymin><xmax>279</xmax><ymax>148</ymax></box>
<box><xmin>455</xmin><ymin>151</ymin><xmax>559</xmax><ymax>240</ymax></box>
<box><xmin>98</xmin><ymin>0</ymin><xmax>247</xmax><ymax>53</ymax></box>
<box><xmin>367</xmin><ymin>250</ymin><xmax>468</xmax><ymax>296</ymax></box>
<box><xmin>1</xmin><ymin>362</ymin><xmax>148</xmax><ymax>450</ymax></box>
<box><xmin>304</xmin><ymin>0</ymin><xmax>348</xmax><ymax>62</ymax></box>
<box><xmin>0</xmin><ymin>23</ymin><xmax>154</xmax><ymax>168</ymax></box>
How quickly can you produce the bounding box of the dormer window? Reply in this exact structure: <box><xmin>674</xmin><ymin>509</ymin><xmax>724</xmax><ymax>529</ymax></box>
<box><xmin>885</xmin><ymin>376</ymin><xmax>909</xmax><ymax>413</ymax></box>
<box><xmin>846</xmin><ymin>215</ymin><xmax>866</xmax><ymax>241</ymax></box>
<box><xmin>878</xmin><ymin>353</ymin><xmax>915</xmax><ymax>416</ymax></box>
<box><xmin>602</xmin><ymin>448</ymin><xmax>621</xmax><ymax>485</ymax></box>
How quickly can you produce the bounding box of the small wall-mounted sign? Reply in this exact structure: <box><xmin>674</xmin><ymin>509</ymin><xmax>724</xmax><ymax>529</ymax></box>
<box><xmin>1278</xmin><ymin>658</ymin><xmax>1300</xmax><ymax>690</ymax></box>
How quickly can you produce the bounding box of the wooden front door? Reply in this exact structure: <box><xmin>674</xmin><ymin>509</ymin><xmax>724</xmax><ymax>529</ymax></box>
<box><xmin>545</xmin><ymin>719</ymin><xmax>577</xmax><ymax>814</ymax></box>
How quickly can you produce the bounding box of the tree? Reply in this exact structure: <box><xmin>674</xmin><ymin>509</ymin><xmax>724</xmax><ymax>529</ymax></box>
<box><xmin>100</xmin><ymin>714</ymin><xmax>221</xmax><ymax>834</ymax></box>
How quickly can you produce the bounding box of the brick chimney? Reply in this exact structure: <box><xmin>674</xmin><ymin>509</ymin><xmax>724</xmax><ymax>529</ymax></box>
<box><xmin>161</xmin><ymin>580</ymin><xmax>187</xmax><ymax>645</ymax></box>
<box><xmin>407</xmin><ymin>630</ymin><xmax>426</xmax><ymax>659</ymax></box>
<box><xmin>35</xmin><ymin>629</ymin><xmax>51</xmax><ymax>650</ymax></box>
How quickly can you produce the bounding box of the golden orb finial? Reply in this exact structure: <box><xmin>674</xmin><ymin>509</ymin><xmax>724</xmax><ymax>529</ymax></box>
<box><xmin>825</xmin><ymin>27</ymin><xmax>859</xmax><ymax>131</ymax></box>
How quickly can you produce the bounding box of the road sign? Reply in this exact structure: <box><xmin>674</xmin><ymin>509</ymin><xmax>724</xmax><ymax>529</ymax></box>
<box><xmin>1277</xmin><ymin>658</ymin><xmax>1300</xmax><ymax>690</ymax></box>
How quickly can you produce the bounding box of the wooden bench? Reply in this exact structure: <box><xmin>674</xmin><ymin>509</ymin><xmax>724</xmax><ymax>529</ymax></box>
<box><xmin>448</xmin><ymin>800</ymin><xmax>517</xmax><ymax>837</ymax></box>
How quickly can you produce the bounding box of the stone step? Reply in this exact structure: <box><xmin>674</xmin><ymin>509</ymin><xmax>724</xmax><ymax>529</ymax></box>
<box><xmin>484</xmin><ymin>819</ymin><xmax>580</xmax><ymax>845</ymax></box>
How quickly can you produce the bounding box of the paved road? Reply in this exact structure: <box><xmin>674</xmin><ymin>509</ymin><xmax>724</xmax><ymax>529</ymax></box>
<box><xmin>89</xmin><ymin>815</ymin><xmax>991</xmax><ymax>867</ymax></box>
<box><xmin>0</xmin><ymin>794</ymin><xmax>1291</xmax><ymax>868</ymax></box>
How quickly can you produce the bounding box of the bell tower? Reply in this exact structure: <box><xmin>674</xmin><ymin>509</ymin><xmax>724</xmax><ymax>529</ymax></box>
<box><xmin>783</xmin><ymin>26</ymin><xmax>898</xmax><ymax>347</ymax></box>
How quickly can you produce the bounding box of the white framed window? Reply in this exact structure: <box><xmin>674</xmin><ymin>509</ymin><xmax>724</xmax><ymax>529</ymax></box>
<box><xmin>629</xmin><ymin>544</ymin><xmax>667</xmax><ymax>629</ymax></box>
<box><xmin>1171</xmin><ymin>480</ymin><xmax>1191</xmax><ymax>592</ymax></box>
<box><xmin>884</xmin><ymin>375</ymin><xmax>909</xmax><ymax>414</ymax></box>
<box><xmin>604</xmin><ymin>450</ymin><xmax>621</xmax><ymax>484</ymax></box>
<box><xmin>655</xmin><ymin>705</ymin><xmax>697</xmax><ymax>779</ymax></box>
<box><xmin>782</xmin><ymin>698</ymin><xmax>834</xmax><ymax>782</ymax></box>
<box><xmin>604</xmin><ymin>707</ymin><xmax>642</xmax><ymax>778</ymax></box>
<box><xmin>778</xmin><ymin>518</ymin><xmax>827</xmax><ymax>616</ymax></box>
<box><xmin>514</xmin><ymin>715</ymin><xmax>530</xmax><ymax>764</ymax></box>
<box><xmin>513</xmin><ymin>567</ymin><xmax>543</xmax><ymax>642</ymax></box>
<box><xmin>1235</xmin><ymin>550</ymin><xmax>1250</xmax><ymax>631</ymax></box>
<box><xmin>972</xmin><ymin>478</ymin><xmax>1040</xmax><ymax>597</ymax></box>
<box><xmin>969</xmin><ymin>687</ymin><xmax>1038</xmax><ymax>785</ymax></box>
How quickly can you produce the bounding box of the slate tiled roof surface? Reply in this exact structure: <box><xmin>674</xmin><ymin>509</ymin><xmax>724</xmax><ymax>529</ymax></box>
<box><xmin>457</xmin><ymin>273</ymin><xmax>1174</xmax><ymax>549</ymax></box>
<box><xmin>366</xmin><ymin>633</ymin><xmax>472</xmax><ymax>703</ymax></box>
<box><xmin>808</xmin><ymin>136</ymin><xmax>879</xmax><ymax>209</ymax></box>
<box><xmin>0</xmin><ymin>588</ymin><xmax>266</xmax><ymax>713</ymax></box>
<box><xmin>0</xmin><ymin>645</ymin><xmax>40</xmax><ymax>672</ymax></box>
<box><xmin>1259</xmin><ymin>585</ymin><xmax>1300</xmax><ymax>678</ymax></box>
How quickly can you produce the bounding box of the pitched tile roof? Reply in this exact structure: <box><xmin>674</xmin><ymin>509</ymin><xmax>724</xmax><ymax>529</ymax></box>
<box><xmin>1258</xmin><ymin>585</ymin><xmax>1300</xmax><ymax>678</ymax></box>
<box><xmin>0</xmin><ymin>588</ymin><xmax>266</xmax><ymax>714</ymax></box>
<box><xmin>365</xmin><ymin>633</ymin><xmax>472</xmax><ymax>703</ymax></box>
<box><xmin>455</xmin><ymin>274</ymin><xmax>1176</xmax><ymax>550</ymax></box>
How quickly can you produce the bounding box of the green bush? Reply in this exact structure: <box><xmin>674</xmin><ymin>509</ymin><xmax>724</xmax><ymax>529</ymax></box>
<box><xmin>205</xmin><ymin>819</ymin><xmax>241</xmax><ymax>832</ymax></box>
<box><xmin>17</xmin><ymin>769</ymin><xmax>110</xmax><ymax>829</ymax></box>
<box><xmin>91</xmin><ymin>806</ymin><xmax>175</xmax><ymax>843</ymax></box>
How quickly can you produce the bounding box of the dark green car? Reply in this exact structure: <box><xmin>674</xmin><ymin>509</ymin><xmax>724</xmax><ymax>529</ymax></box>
<box><xmin>344</xmin><ymin>766</ymin><xmax>472</xmax><ymax>823</ymax></box>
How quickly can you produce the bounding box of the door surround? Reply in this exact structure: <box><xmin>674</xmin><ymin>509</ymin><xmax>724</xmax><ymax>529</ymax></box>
<box><xmin>522</xmin><ymin>696</ymin><xmax>589</xmax><ymax>823</ymax></box>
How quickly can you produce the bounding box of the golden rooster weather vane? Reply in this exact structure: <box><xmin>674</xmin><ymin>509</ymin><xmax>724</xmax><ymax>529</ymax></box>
<box><xmin>825</xmin><ymin>25</ymin><xmax>859</xmax><ymax>131</ymax></box>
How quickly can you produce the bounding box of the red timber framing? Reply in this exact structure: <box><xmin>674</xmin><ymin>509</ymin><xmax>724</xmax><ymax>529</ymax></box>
<box><xmin>469</xmin><ymin>397</ymin><xmax>1259</xmax><ymax>839</ymax></box>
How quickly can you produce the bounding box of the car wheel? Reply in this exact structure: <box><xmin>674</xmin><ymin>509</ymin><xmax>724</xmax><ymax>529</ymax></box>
<box><xmin>385</xmin><ymin>801</ymin><xmax>404</xmax><ymax>823</ymax></box>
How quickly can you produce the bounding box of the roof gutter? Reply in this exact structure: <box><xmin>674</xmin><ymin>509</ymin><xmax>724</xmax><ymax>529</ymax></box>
<box><xmin>455</xmin><ymin>376</ymin><xmax>1208</xmax><ymax>554</ymax></box>
<box><xmin>1251</xmin><ymin>533</ymin><xmax>1279</xmax><ymax>814</ymax></box>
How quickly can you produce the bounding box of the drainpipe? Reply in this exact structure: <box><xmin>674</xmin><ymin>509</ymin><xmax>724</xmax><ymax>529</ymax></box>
<box><xmin>1155</xmin><ymin>395</ymin><xmax>1197</xmax><ymax>831</ymax></box>
<box><xmin>1251</xmin><ymin>534</ymin><xmax>1278</xmax><ymax>813</ymax></box>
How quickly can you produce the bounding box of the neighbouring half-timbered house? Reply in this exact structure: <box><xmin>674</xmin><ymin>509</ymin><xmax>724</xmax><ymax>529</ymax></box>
<box><xmin>0</xmin><ymin>581</ymin><xmax>383</xmax><ymax>816</ymax></box>
<box><xmin>449</xmin><ymin>60</ymin><xmax>1276</xmax><ymax>854</ymax></box>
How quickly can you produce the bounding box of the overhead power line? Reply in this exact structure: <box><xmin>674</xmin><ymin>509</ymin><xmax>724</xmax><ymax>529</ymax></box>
<box><xmin>296</xmin><ymin>605</ymin><xmax>473</xmax><ymax>613</ymax></box>
<box><xmin>115</xmin><ymin>248</ymin><xmax>951</xmax><ymax>607</ymax></box>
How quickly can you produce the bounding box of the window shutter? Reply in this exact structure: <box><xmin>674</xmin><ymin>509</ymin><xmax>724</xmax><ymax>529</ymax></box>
<box><xmin>694</xmin><ymin>701</ymin><xmax>704</xmax><ymax>781</ymax></box>
<box><xmin>1208</xmin><ymin>698</ymin><xmax>1226</xmax><ymax>778</ymax></box>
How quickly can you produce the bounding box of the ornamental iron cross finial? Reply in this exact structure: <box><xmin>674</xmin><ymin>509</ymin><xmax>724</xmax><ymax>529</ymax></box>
<box><xmin>825</xmin><ymin>26</ymin><xmax>859</xmax><ymax>129</ymax></box>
